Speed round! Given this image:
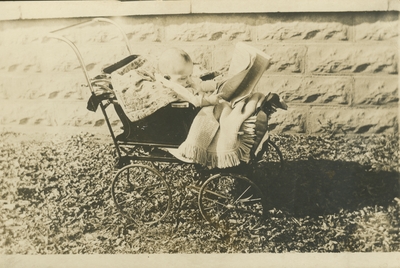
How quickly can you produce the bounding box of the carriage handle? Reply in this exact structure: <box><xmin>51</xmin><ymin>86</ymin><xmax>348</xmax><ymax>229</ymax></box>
<box><xmin>48</xmin><ymin>18</ymin><xmax>132</xmax><ymax>159</ymax></box>
<box><xmin>47</xmin><ymin>18</ymin><xmax>132</xmax><ymax>94</ymax></box>
<box><xmin>49</xmin><ymin>17</ymin><xmax>132</xmax><ymax>54</ymax></box>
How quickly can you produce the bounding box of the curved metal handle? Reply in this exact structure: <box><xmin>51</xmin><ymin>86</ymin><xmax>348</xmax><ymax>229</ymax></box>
<box><xmin>47</xmin><ymin>18</ymin><xmax>132</xmax><ymax>93</ymax></box>
<box><xmin>91</xmin><ymin>18</ymin><xmax>132</xmax><ymax>55</ymax></box>
<box><xmin>48</xmin><ymin>18</ymin><xmax>131</xmax><ymax>159</ymax></box>
<box><xmin>49</xmin><ymin>18</ymin><xmax>132</xmax><ymax>55</ymax></box>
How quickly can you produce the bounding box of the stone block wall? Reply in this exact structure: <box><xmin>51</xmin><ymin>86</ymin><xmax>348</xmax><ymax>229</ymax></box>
<box><xmin>0</xmin><ymin>11</ymin><xmax>398</xmax><ymax>135</ymax></box>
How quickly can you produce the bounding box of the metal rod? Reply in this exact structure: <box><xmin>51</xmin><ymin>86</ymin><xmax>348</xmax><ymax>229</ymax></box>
<box><xmin>47</xmin><ymin>33</ymin><xmax>94</xmax><ymax>94</ymax></box>
<box><xmin>99</xmin><ymin>102</ymin><xmax>122</xmax><ymax>159</ymax></box>
<box><xmin>48</xmin><ymin>18</ymin><xmax>133</xmax><ymax>161</ymax></box>
<box><xmin>118</xmin><ymin>141</ymin><xmax>180</xmax><ymax>149</ymax></box>
<box><xmin>125</xmin><ymin>155</ymin><xmax>184</xmax><ymax>164</ymax></box>
<box><xmin>50</xmin><ymin>19</ymin><xmax>96</xmax><ymax>34</ymax></box>
<box><xmin>92</xmin><ymin>18</ymin><xmax>132</xmax><ymax>55</ymax></box>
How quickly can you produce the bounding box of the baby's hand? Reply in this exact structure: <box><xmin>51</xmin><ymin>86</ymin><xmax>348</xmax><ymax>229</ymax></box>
<box><xmin>155</xmin><ymin>73</ymin><xmax>174</xmax><ymax>87</ymax></box>
<box><xmin>206</xmin><ymin>92</ymin><xmax>224</xmax><ymax>105</ymax></box>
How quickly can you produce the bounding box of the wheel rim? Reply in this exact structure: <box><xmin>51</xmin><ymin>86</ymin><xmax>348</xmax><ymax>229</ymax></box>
<box><xmin>198</xmin><ymin>173</ymin><xmax>266</xmax><ymax>231</ymax></box>
<box><xmin>111</xmin><ymin>164</ymin><xmax>172</xmax><ymax>225</ymax></box>
<box><xmin>259</xmin><ymin>139</ymin><xmax>283</xmax><ymax>177</ymax></box>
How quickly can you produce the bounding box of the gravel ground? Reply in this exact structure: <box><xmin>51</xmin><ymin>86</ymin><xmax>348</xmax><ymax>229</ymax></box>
<box><xmin>0</xmin><ymin>131</ymin><xmax>399</xmax><ymax>253</ymax></box>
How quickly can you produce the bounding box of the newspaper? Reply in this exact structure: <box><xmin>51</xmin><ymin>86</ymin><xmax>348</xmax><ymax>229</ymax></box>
<box><xmin>217</xmin><ymin>42</ymin><xmax>272</xmax><ymax>107</ymax></box>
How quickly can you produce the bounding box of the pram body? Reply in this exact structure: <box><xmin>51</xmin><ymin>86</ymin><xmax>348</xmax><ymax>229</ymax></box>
<box><xmin>50</xmin><ymin>18</ymin><xmax>285</xmax><ymax>231</ymax></box>
<box><xmin>99</xmin><ymin>54</ymin><xmax>198</xmax><ymax>147</ymax></box>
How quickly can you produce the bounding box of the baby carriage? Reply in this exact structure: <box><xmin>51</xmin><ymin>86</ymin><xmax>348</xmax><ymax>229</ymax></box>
<box><xmin>49</xmin><ymin>18</ymin><xmax>287</xmax><ymax>231</ymax></box>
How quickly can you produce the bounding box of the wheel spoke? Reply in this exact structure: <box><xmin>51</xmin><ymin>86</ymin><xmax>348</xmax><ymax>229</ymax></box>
<box><xmin>202</xmin><ymin>188</ymin><xmax>230</xmax><ymax>200</ymax></box>
<box><xmin>234</xmin><ymin>185</ymin><xmax>251</xmax><ymax>204</ymax></box>
<box><xmin>201</xmin><ymin>196</ymin><xmax>229</xmax><ymax>208</ymax></box>
<box><xmin>238</xmin><ymin>195</ymin><xmax>261</xmax><ymax>202</ymax></box>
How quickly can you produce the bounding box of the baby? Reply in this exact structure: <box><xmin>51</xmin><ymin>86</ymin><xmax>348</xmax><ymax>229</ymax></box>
<box><xmin>157</xmin><ymin>48</ymin><xmax>223</xmax><ymax>107</ymax></box>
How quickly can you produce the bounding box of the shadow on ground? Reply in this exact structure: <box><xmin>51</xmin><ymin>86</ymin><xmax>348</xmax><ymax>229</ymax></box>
<box><xmin>254</xmin><ymin>159</ymin><xmax>400</xmax><ymax>217</ymax></box>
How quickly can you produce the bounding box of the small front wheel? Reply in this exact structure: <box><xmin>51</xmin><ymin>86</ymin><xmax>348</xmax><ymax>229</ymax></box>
<box><xmin>198</xmin><ymin>173</ymin><xmax>266</xmax><ymax>232</ymax></box>
<box><xmin>257</xmin><ymin>139</ymin><xmax>284</xmax><ymax>177</ymax></box>
<box><xmin>111</xmin><ymin>164</ymin><xmax>172</xmax><ymax>225</ymax></box>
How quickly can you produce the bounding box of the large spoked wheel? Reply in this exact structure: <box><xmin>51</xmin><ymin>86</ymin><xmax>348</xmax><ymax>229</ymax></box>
<box><xmin>111</xmin><ymin>164</ymin><xmax>172</xmax><ymax>225</ymax></box>
<box><xmin>198</xmin><ymin>173</ymin><xmax>267</xmax><ymax>231</ymax></box>
<box><xmin>258</xmin><ymin>139</ymin><xmax>284</xmax><ymax>176</ymax></box>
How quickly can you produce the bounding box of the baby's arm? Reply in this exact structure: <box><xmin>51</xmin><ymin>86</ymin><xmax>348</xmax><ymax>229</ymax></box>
<box><xmin>155</xmin><ymin>74</ymin><xmax>222</xmax><ymax>107</ymax></box>
<box><xmin>155</xmin><ymin>74</ymin><xmax>202</xmax><ymax>106</ymax></box>
<box><xmin>198</xmin><ymin>92</ymin><xmax>224</xmax><ymax>107</ymax></box>
<box><xmin>191</xmin><ymin>77</ymin><xmax>218</xmax><ymax>93</ymax></box>
<box><xmin>199</xmin><ymin>80</ymin><xmax>218</xmax><ymax>93</ymax></box>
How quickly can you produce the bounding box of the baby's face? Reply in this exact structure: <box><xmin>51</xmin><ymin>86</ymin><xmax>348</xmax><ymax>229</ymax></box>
<box><xmin>167</xmin><ymin>61</ymin><xmax>194</xmax><ymax>88</ymax></box>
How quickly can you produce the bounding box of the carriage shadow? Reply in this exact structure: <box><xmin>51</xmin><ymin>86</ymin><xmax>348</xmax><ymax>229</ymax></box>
<box><xmin>254</xmin><ymin>159</ymin><xmax>400</xmax><ymax>217</ymax></box>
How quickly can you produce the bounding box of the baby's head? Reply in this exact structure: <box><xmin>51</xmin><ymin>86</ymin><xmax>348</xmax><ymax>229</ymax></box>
<box><xmin>158</xmin><ymin>48</ymin><xmax>194</xmax><ymax>88</ymax></box>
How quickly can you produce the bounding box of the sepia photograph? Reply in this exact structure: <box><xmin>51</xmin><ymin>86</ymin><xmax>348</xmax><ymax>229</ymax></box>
<box><xmin>0</xmin><ymin>0</ymin><xmax>399</xmax><ymax>267</ymax></box>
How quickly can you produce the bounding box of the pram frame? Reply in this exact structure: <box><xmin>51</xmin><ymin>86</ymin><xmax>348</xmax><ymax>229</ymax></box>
<box><xmin>49</xmin><ymin>18</ymin><xmax>285</xmax><ymax>231</ymax></box>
